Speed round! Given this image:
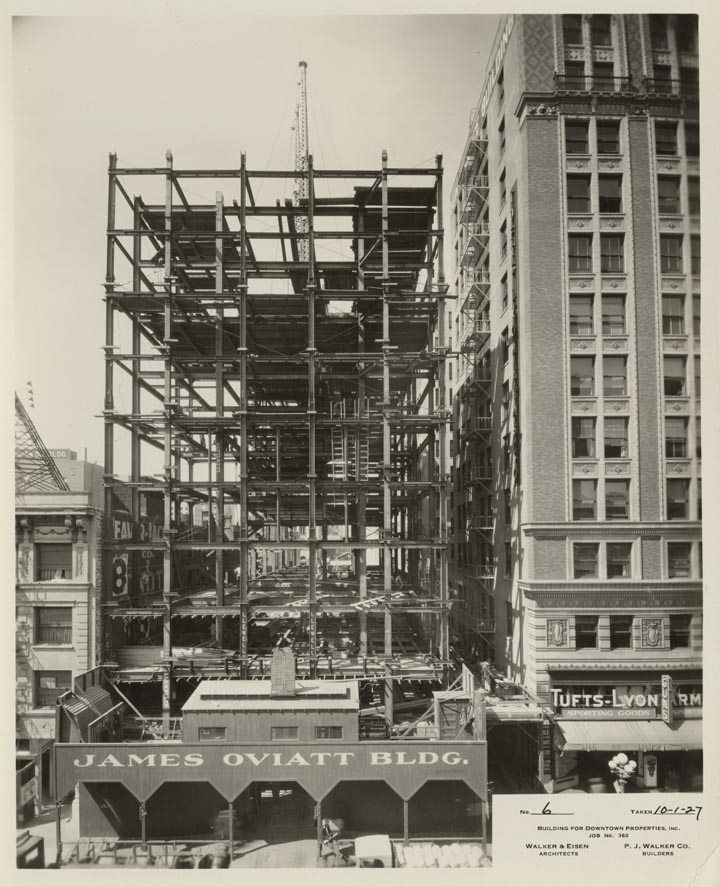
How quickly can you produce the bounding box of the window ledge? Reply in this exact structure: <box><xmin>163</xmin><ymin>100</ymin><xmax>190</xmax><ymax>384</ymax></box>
<box><xmin>30</xmin><ymin>644</ymin><xmax>74</xmax><ymax>651</ymax></box>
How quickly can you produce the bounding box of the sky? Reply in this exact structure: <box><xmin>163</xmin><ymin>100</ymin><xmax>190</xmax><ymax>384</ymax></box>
<box><xmin>13</xmin><ymin>13</ymin><xmax>500</xmax><ymax>463</ymax></box>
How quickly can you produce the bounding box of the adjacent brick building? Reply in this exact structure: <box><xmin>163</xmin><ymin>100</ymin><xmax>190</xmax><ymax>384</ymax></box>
<box><xmin>450</xmin><ymin>14</ymin><xmax>701</xmax><ymax>793</ymax></box>
<box><xmin>15</xmin><ymin>412</ymin><xmax>103</xmax><ymax>818</ymax></box>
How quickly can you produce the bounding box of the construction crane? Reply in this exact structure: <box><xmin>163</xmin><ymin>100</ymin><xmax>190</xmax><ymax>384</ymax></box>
<box><xmin>291</xmin><ymin>60</ymin><xmax>309</xmax><ymax>262</ymax></box>
<box><xmin>15</xmin><ymin>393</ymin><xmax>69</xmax><ymax>493</ymax></box>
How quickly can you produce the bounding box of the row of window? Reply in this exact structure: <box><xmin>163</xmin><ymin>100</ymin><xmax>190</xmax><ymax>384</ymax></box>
<box><xmin>572</xmin><ymin>415</ymin><xmax>701</xmax><ymax>461</ymax></box>
<box><xmin>563</xmin><ymin>13</ymin><xmax>697</xmax><ymax>57</ymax></box>
<box><xmin>574</xmin><ymin>613</ymin><xmax>693</xmax><ymax>650</ymax></box>
<box><xmin>567</xmin><ymin>174</ymin><xmax>699</xmax><ymax>216</ymax></box>
<box><xmin>571</xmin><ymin>354</ymin><xmax>700</xmax><ymax>399</ymax></box>
<box><xmin>567</xmin><ymin>174</ymin><xmax>623</xmax><ymax>214</ymax></box>
<box><xmin>572</xmin><ymin>540</ymin><xmax>702</xmax><ymax>580</ymax></box>
<box><xmin>569</xmin><ymin>293</ymin><xmax>701</xmax><ymax>338</ymax></box>
<box><xmin>568</xmin><ymin>233</ymin><xmax>700</xmax><ymax>274</ymax></box>
<box><xmin>573</xmin><ymin>478</ymin><xmax>701</xmax><ymax>521</ymax></box>
<box><xmin>570</xmin><ymin>355</ymin><xmax>635</xmax><ymax>397</ymax></box>
<box><xmin>565</xmin><ymin>119</ymin><xmax>699</xmax><ymax>159</ymax></box>
<box><xmin>562</xmin><ymin>14</ymin><xmax>612</xmax><ymax>48</ymax></box>
<box><xmin>197</xmin><ymin>725</ymin><xmax>344</xmax><ymax>742</ymax></box>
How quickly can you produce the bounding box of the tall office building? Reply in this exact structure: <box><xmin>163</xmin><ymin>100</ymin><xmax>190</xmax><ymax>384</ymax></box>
<box><xmin>450</xmin><ymin>14</ymin><xmax>701</xmax><ymax>792</ymax></box>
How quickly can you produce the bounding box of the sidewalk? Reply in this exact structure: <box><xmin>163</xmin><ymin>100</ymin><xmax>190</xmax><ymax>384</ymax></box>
<box><xmin>17</xmin><ymin>798</ymin><xmax>79</xmax><ymax>866</ymax></box>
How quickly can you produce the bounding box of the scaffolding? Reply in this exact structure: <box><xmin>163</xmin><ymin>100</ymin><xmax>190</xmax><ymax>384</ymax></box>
<box><xmin>452</xmin><ymin>125</ymin><xmax>496</xmax><ymax>659</ymax></box>
<box><xmin>101</xmin><ymin>150</ymin><xmax>451</xmax><ymax>728</ymax></box>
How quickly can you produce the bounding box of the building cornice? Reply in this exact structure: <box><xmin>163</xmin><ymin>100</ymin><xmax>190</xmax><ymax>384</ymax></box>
<box><xmin>522</xmin><ymin>522</ymin><xmax>702</xmax><ymax>538</ymax></box>
<box><xmin>545</xmin><ymin>661</ymin><xmax>702</xmax><ymax>671</ymax></box>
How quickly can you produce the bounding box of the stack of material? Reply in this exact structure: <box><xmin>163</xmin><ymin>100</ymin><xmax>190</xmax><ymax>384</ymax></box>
<box><xmin>395</xmin><ymin>842</ymin><xmax>489</xmax><ymax>868</ymax></box>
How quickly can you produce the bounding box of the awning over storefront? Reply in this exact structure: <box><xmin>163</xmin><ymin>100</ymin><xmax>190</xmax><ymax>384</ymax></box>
<box><xmin>556</xmin><ymin>719</ymin><xmax>702</xmax><ymax>752</ymax></box>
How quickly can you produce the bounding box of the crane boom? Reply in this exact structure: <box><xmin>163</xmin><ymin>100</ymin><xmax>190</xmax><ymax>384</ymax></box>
<box><xmin>292</xmin><ymin>60</ymin><xmax>309</xmax><ymax>262</ymax></box>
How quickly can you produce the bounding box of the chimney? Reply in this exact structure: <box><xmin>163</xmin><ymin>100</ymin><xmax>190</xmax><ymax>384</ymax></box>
<box><xmin>270</xmin><ymin>646</ymin><xmax>296</xmax><ymax>697</ymax></box>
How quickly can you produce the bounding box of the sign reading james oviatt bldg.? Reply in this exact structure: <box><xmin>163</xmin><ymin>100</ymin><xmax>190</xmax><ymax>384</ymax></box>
<box><xmin>55</xmin><ymin>742</ymin><xmax>488</xmax><ymax>802</ymax></box>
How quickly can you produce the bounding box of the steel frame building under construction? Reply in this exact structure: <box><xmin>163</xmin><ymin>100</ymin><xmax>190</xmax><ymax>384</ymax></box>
<box><xmin>101</xmin><ymin>150</ymin><xmax>451</xmax><ymax>731</ymax></box>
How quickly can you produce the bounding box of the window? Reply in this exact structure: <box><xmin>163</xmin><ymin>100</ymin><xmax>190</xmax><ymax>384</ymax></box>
<box><xmin>564</xmin><ymin>61</ymin><xmax>586</xmax><ymax>89</ymax></box>
<box><xmin>675</xmin><ymin>14</ymin><xmax>698</xmax><ymax>53</ymax></box>
<box><xmin>504</xmin><ymin>488</ymin><xmax>511</xmax><ymax>524</ymax></box>
<box><xmin>696</xmin><ymin>416</ymin><xmax>702</xmax><ymax>459</ymax></box>
<box><xmin>653</xmin><ymin>64</ymin><xmax>672</xmax><ymax>87</ymax></box>
<box><xmin>591</xmin><ymin>14</ymin><xmax>612</xmax><ymax>47</ymax></box>
<box><xmin>604</xmin><ymin>417</ymin><xmax>628</xmax><ymax>458</ymax></box>
<box><xmin>199</xmin><ymin>726</ymin><xmax>227</xmax><ymax>741</ymax></box>
<box><xmin>35</xmin><ymin>543</ymin><xmax>72</xmax><ymax>581</ymax></box>
<box><xmin>663</xmin><ymin>356</ymin><xmax>686</xmax><ymax>396</ymax></box>
<box><xmin>599</xmin><ymin>176</ymin><xmax>622</xmax><ymax>213</ymax></box>
<box><xmin>597</xmin><ymin>120</ymin><xmax>620</xmax><ymax>154</ymax></box>
<box><xmin>504</xmin><ymin>542</ymin><xmax>512</xmax><ymax>578</ymax></box>
<box><xmin>570</xmin><ymin>356</ymin><xmax>595</xmax><ymax>396</ymax></box>
<box><xmin>35</xmin><ymin>607</ymin><xmax>72</xmax><ymax>645</ymax></box>
<box><xmin>563</xmin><ymin>14</ymin><xmax>583</xmax><ymax>45</ymax></box>
<box><xmin>694</xmin><ymin>355</ymin><xmax>701</xmax><ymax>398</ymax></box>
<box><xmin>574</xmin><ymin>543</ymin><xmax>599</xmax><ymax>578</ymax></box>
<box><xmin>691</xmin><ymin>235</ymin><xmax>700</xmax><ymax>274</ymax></box>
<box><xmin>688</xmin><ymin>177</ymin><xmax>700</xmax><ymax>215</ymax></box>
<box><xmin>566</xmin><ymin>120</ymin><xmax>589</xmax><ymax>154</ymax></box>
<box><xmin>603</xmin><ymin>355</ymin><xmax>627</xmax><ymax>396</ymax></box>
<box><xmin>567</xmin><ymin>175</ymin><xmax>591</xmax><ymax>212</ymax></box>
<box><xmin>685</xmin><ymin>122</ymin><xmax>699</xmax><ymax>159</ymax></box>
<box><xmin>668</xmin><ymin>542</ymin><xmax>692</xmax><ymax>578</ymax></box>
<box><xmin>600</xmin><ymin>234</ymin><xmax>624</xmax><ymax>272</ymax></box>
<box><xmin>500</xmin><ymin>220</ymin><xmax>508</xmax><ymax>258</ymax></box>
<box><xmin>569</xmin><ymin>295</ymin><xmax>593</xmax><ymax>335</ymax></box>
<box><xmin>498</xmin><ymin>117</ymin><xmax>506</xmax><ymax>154</ymax></box>
<box><xmin>315</xmin><ymin>726</ymin><xmax>343</xmax><ymax>739</ymax></box>
<box><xmin>649</xmin><ymin>14</ymin><xmax>668</xmax><ymax>50</ymax></box>
<box><xmin>606</xmin><ymin>479</ymin><xmax>630</xmax><ymax>520</ymax></box>
<box><xmin>501</xmin><ymin>273</ymin><xmax>508</xmax><ymax>310</ymax></box>
<box><xmin>607</xmin><ymin>543</ymin><xmax>632</xmax><ymax>579</ymax></box>
<box><xmin>601</xmin><ymin>294</ymin><xmax>625</xmax><ymax>335</ymax></box>
<box><xmin>501</xmin><ymin>329</ymin><xmax>509</xmax><ymax>365</ymax></box>
<box><xmin>665</xmin><ymin>417</ymin><xmax>688</xmax><ymax>458</ymax></box>
<box><xmin>271</xmin><ymin>726</ymin><xmax>299</xmax><ymax>740</ymax></box>
<box><xmin>609</xmin><ymin>615</ymin><xmax>633</xmax><ymax>649</ymax></box>
<box><xmin>657</xmin><ymin>177</ymin><xmax>680</xmax><ymax>214</ymax></box>
<box><xmin>503</xmin><ymin>434</ymin><xmax>511</xmax><ymax>471</ymax></box>
<box><xmin>669</xmin><ymin>615</ymin><xmax>692</xmax><ymax>649</ymax></box>
<box><xmin>660</xmin><ymin>235</ymin><xmax>683</xmax><ymax>273</ymax></box>
<box><xmin>573</xmin><ymin>479</ymin><xmax>597</xmax><ymax>520</ymax></box>
<box><xmin>499</xmin><ymin>168</ymin><xmax>506</xmax><ymax>206</ymax></box>
<box><xmin>568</xmin><ymin>234</ymin><xmax>592</xmax><ymax>272</ymax></box>
<box><xmin>35</xmin><ymin>671</ymin><xmax>72</xmax><ymax>708</ymax></box>
<box><xmin>497</xmin><ymin>67</ymin><xmax>505</xmax><ymax>105</ymax></box>
<box><xmin>655</xmin><ymin>121</ymin><xmax>677</xmax><ymax>156</ymax></box>
<box><xmin>662</xmin><ymin>294</ymin><xmax>685</xmax><ymax>335</ymax></box>
<box><xmin>501</xmin><ymin>381</ymin><xmax>510</xmax><ymax>419</ymax></box>
<box><xmin>593</xmin><ymin>62</ymin><xmax>615</xmax><ymax>91</ymax></box>
<box><xmin>505</xmin><ymin>601</ymin><xmax>513</xmax><ymax>636</ymax></box>
<box><xmin>680</xmin><ymin>67</ymin><xmax>699</xmax><ymax>96</ymax></box>
<box><xmin>572</xmin><ymin>417</ymin><xmax>596</xmax><ymax>458</ymax></box>
<box><xmin>575</xmin><ymin>616</ymin><xmax>599</xmax><ymax>649</ymax></box>
<box><xmin>693</xmin><ymin>295</ymin><xmax>701</xmax><ymax>337</ymax></box>
<box><xmin>666</xmin><ymin>478</ymin><xmax>690</xmax><ymax>519</ymax></box>
<box><xmin>697</xmin><ymin>478</ymin><xmax>702</xmax><ymax>520</ymax></box>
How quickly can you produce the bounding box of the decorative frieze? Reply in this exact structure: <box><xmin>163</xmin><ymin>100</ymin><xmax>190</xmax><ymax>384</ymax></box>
<box><xmin>600</xmin><ymin>275</ymin><xmax>627</xmax><ymax>290</ymax></box>
<box><xmin>570</xmin><ymin>337</ymin><xmax>596</xmax><ymax>353</ymax></box>
<box><xmin>603</xmin><ymin>337</ymin><xmax>628</xmax><ymax>353</ymax></box>
<box><xmin>572</xmin><ymin>462</ymin><xmax>598</xmax><ymax>476</ymax></box>
<box><xmin>661</xmin><ymin>275</ymin><xmax>686</xmax><ymax>292</ymax></box>
<box><xmin>664</xmin><ymin>397</ymin><xmax>690</xmax><ymax>415</ymax></box>
<box><xmin>604</xmin><ymin>461</ymin><xmax>630</xmax><ymax>476</ymax></box>
<box><xmin>603</xmin><ymin>399</ymin><xmax>630</xmax><ymax>414</ymax></box>
<box><xmin>599</xmin><ymin>215</ymin><xmax>624</xmax><ymax>230</ymax></box>
<box><xmin>663</xmin><ymin>337</ymin><xmax>687</xmax><ymax>353</ymax></box>
<box><xmin>571</xmin><ymin>399</ymin><xmax>597</xmax><ymax>415</ymax></box>
<box><xmin>566</xmin><ymin>157</ymin><xmax>591</xmax><ymax>172</ymax></box>
<box><xmin>569</xmin><ymin>276</ymin><xmax>595</xmax><ymax>291</ymax></box>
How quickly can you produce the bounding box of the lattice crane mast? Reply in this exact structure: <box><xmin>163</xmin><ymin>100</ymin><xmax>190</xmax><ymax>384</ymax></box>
<box><xmin>291</xmin><ymin>60</ymin><xmax>309</xmax><ymax>263</ymax></box>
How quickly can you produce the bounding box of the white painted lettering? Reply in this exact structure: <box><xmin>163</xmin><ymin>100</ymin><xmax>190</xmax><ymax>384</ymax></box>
<box><xmin>73</xmin><ymin>755</ymin><xmax>95</xmax><ymax>767</ymax></box>
<box><xmin>223</xmin><ymin>753</ymin><xmax>243</xmax><ymax>766</ymax></box>
<box><xmin>127</xmin><ymin>754</ymin><xmax>156</xmax><ymax>767</ymax></box>
<box><xmin>370</xmin><ymin>752</ymin><xmax>392</xmax><ymax>766</ymax></box>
